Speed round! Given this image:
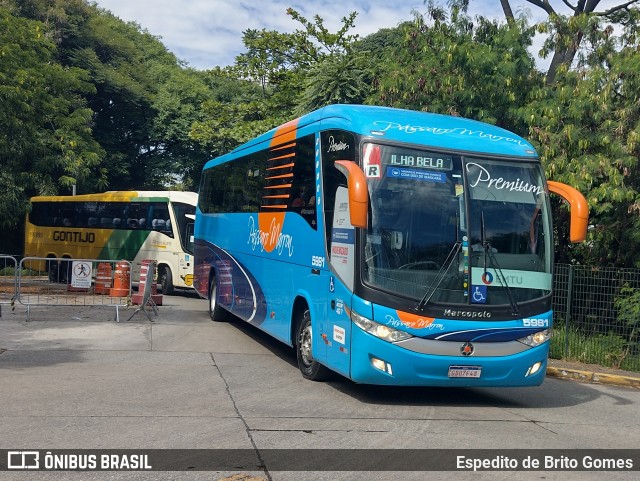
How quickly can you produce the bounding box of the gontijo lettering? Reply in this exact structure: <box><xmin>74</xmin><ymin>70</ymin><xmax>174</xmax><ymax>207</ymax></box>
<box><xmin>53</xmin><ymin>231</ymin><xmax>95</xmax><ymax>243</ymax></box>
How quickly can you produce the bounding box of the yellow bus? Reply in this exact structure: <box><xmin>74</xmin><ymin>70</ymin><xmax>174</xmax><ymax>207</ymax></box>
<box><xmin>24</xmin><ymin>191</ymin><xmax>197</xmax><ymax>294</ymax></box>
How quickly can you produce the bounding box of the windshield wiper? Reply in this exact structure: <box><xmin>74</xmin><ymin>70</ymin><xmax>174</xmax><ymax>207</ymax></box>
<box><xmin>481</xmin><ymin>211</ymin><xmax>520</xmax><ymax>316</ymax></box>
<box><xmin>415</xmin><ymin>213</ymin><xmax>461</xmax><ymax>311</ymax></box>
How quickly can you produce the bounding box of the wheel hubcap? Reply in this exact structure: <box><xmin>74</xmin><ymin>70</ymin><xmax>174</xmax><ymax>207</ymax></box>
<box><xmin>210</xmin><ymin>284</ymin><xmax>216</xmax><ymax>312</ymax></box>
<box><xmin>300</xmin><ymin>324</ymin><xmax>313</xmax><ymax>366</ymax></box>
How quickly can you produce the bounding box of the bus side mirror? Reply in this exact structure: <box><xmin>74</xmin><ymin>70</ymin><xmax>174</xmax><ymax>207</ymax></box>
<box><xmin>547</xmin><ymin>181</ymin><xmax>589</xmax><ymax>243</ymax></box>
<box><xmin>334</xmin><ymin>160</ymin><xmax>369</xmax><ymax>228</ymax></box>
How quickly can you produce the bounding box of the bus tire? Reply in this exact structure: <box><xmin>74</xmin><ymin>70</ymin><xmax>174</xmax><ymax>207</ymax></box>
<box><xmin>47</xmin><ymin>258</ymin><xmax>58</xmax><ymax>282</ymax></box>
<box><xmin>61</xmin><ymin>256</ymin><xmax>71</xmax><ymax>284</ymax></box>
<box><xmin>159</xmin><ymin>266</ymin><xmax>174</xmax><ymax>295</ymax></box>
<box><xmin>296</xmin><ymin>310</ymin><xmax>331</xmax><ymax>381</ymax></box>
<box><xmin>209</xmin><ymin>275</ymin><xmax>228</xmax><ymax>322</ymax></box>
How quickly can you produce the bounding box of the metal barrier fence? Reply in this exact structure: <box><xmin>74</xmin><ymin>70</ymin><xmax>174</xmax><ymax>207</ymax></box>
<box><xmin>17</xmin><ymin>257</ymin><xmax>133</xmax><ymax>322</ymax></box>
<box><xmin>552</xmin><ymin>264</ymin><xmax>640</xmax><ymax>372</ymax></box>
<box><xmin>0</xmin><ymin>255</ymin><xmax>18</xmax><ymax>316</ymax></box>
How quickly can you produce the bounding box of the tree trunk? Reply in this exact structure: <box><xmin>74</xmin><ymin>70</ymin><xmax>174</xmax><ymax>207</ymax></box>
<box><xmin>500</xmin><ymin>0</ymin><xmax>515</xmax><ymax>24</ymax></box>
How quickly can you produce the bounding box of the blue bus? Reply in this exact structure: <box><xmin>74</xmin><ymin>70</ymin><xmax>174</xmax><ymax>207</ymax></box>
<box><xmin>194</xmin><ymin>105</ymin><xmax>588</xmax><ymax>386</ymax></box>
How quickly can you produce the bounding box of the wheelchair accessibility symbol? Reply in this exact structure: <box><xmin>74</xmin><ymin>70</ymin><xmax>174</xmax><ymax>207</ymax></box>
<box><xmin>471</xmin><ymin>285</ymin><xmax>487</xmax><ymax>304</ymax></box>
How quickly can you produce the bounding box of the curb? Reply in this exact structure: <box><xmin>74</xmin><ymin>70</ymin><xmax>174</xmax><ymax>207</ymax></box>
<box><xmin>546</xmin><ymin>366</ymin><xmax>640</xmax><ymax>388</ymax></box>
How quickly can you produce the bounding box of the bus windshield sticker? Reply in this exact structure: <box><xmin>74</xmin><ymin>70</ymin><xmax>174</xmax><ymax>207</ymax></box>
<box><xmin>470</xmin><ymin>285</ymin><xmax>488</xmax><ymax>304</ymax></box>
<box><xmin>465</xmin><ymin>162</ymin><xmax>544</xmax><ymax>203</ymax></box>
<box><xmin>389</xmin><ymin>153</ymin><xmax>452</xmax><ymax>170</ymax></box>
<box><xmin>386</xmin><ymin>167</ymin><xmax>446</xmax><ymax>183</ymax></box>
<box><xmin>363</xmin><ymin>144</ymin><xmax>382</xmax><ymax>178</ymax></box>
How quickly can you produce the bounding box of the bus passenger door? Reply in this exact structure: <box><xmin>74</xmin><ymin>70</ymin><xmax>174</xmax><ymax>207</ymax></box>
<box><xmin>324</xmin><ymin>186</ymin><xmax>355</xmax><ymax>378</ymax></box>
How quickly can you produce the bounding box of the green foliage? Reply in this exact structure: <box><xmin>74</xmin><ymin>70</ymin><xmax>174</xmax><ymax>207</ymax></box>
<box><xmin>0</xmin><ymin>6</ymin><xmax>102</xmax><ymax>228</ymax></box>
<box><xmin>522</xmin><ymin>11</ymin><xmax>640</xmax><ymax>266</ymax></box>
<box><xmin>229</xmin><ymin>8</ymin><xmax>367</xmax><ymax>120</ymax></box>
<box><xmin>367</xmin><ymin>3</ymin><xmax>539</xmax><ymax>131</ymax></box>
<box><xmin>2</xmin><ymin>0</ymin><xmax>640</xmax><ymax>271</ymax></box>
<box><xmin>550</xmin><ymin>322</ymin><xmax>634</xmax><ymax>370</ymax></box>
<box><xmin>0</xmin><ymin>266</ymin><xmax>40</xmax><ymax>276</ymax></box>
<box><xmin>297</xmin><ymin>50</ymin><xmax>373</xmax><ymax>114</ymax></box>
<box><xmin>613</xmin><ymin>285</ymin><xmax>640</xmax><ymax>368</ymax></box>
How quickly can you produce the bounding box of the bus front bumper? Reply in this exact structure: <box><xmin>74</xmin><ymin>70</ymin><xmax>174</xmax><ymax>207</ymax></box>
<box><xmin>348</xmin><ymin>327</ymin><xmax>549</xmax><ymax>387</ymax></box>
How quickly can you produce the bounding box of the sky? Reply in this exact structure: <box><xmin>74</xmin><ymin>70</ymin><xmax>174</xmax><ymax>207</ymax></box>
<box><xmin>91</xmin><ymin>0</ymin><xmax>624</xmax><ymax>71</ymax></box>
<box><xmin>91</xmin><ymin>0</ymin><xmax>540</xmax><ymax>70</ymax></box>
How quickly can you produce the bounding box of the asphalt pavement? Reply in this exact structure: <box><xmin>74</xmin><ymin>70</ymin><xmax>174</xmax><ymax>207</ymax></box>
<box><xmin>0</xmin><ymin>293</ymin><xmax>638</xmax><ymax>481</ymax></box>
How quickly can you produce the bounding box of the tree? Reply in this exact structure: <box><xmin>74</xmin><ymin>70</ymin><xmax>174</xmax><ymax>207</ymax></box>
<box><xmin>191</xmin><ymin>8</ymin><xmax>369</xmax><ymax>157</ymax></box>
<box><xmin>232</xmin><ymin>8</ymin><xmax>366</xmax><ymax>116</ymax></box>
<box><xmin>189</xmin><ymin>69</ymin><xmax>285</xmax><ymax>161</ymax></box>
<box><xmin>7</xmin><ymin>0</ymin><xmax>211</xmax><ymax>191</ymax></box>
<box><xmin>496</xmin><ymin>0</ymin><xmax>640</xmax><ymax>83</ymax></box>
<box><xmin>297</xmin><ymin>51</ymin><xmax>373</xmax><ymax>113</ymax></box>
<box><xmin>0</xmin><ymin>7</ymin><xmax>102</xmax><ymax>229</ymax></box>
<box><xmin>367</xmin><ymin>4</ymin><xmax>539</xmax><ymax>130</ymax></box>
<box><xmin>522</xmin><ymin>10</ymin><xmax>640</xmax><ymax>266</ymax></box>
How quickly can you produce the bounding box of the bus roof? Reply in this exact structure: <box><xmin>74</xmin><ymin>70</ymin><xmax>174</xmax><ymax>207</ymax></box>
<box><xmin>204</xmin><ymin>104</ymin><xmax>538</xmax><ymax>170</ymax></box>
<box><xmin>30</xmin><ymin>191</ymin><xmax>198</xmax><ymax>204</ymax></box>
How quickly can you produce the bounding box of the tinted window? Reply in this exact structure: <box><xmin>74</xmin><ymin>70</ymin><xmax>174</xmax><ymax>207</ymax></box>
<box><xmin>199</xmin><ymin>134</ymin><xmax>318</xmax><ymax>229</ymax></box>
<box><xmin>29</xmin><ymin>201</ymin><xmax>174</xmax><ymax>237</ymax></box>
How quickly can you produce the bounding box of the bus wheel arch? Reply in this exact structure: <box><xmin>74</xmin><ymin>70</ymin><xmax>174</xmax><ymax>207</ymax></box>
<box><xmin>293</xmin><ymin>299</ymin><xmax>331</xmax><ymax>381</ymax></box>
<box><xmin>157</xmin><ymin>264</ymin><xmax>174</xmax><ymax>295</ymax></box>
<box><xmin>208</xmin><ymin>269</ymin><xmax>228</xmax><ymax>322</ymax></box>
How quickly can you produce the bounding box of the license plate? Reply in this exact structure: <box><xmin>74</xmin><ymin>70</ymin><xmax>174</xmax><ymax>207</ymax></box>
<box><xmin>448</xmin><ymin>365</ymin><xmax>482</xmax><ymax>378</ymax></box>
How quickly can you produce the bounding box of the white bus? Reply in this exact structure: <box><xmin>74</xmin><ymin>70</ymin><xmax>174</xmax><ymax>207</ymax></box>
<box><xmin>25</xmin><ymin>190</ymin><xmax>198</xmax><ymax>294</ymax></box>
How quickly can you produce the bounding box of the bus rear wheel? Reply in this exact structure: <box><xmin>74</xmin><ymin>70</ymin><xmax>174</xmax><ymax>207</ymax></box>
<box><xmin>209</xmin><ymin>275</ymin><xmax>228</xmax><ymax>322</ymax></box>
<box><xmin>296</xmin><ymin>310</ymin><xmax>331</xmax><ymax>381</ymax></box>
<box><xmin>158</xmin><ymin>266</ymin><xmax>174</xmax><ymax>295</ymax></box>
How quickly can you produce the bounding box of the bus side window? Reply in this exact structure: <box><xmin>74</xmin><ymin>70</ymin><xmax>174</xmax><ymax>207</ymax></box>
<box><xmin>320</xmin><ymin>130</ymin><xmax>357</xmax><ymax>249</ymax></box>
<box><xmin>288</xmin><ymin>134</ymin><xmax>317</xmax><ymax>229</ymax></box>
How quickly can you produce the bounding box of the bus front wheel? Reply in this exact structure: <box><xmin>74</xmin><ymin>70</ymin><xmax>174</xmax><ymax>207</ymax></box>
<box><xmin>158</xmin><ymin>266</ymin><xmax>174</xmax><ymax>295</ymax></box>
<box><xmin>208</xmin><ymin>275</ymin><xmax>228</xmax><ymax>322</ymax></box>
<box><xmin>296</xmin><ymin>310</ymin><xmax>331</xmax><ymax>381</ymax></box>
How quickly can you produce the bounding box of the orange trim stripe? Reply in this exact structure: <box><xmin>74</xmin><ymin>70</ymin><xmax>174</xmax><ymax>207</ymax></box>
<box><xmin>261</xmin><ymin>205</ymin><xmax>287</xmax><ymax>209</ymax></box>
<box><xmin>270</xmin><ymin>142</ymin><xmax>296</xmax><ymax>152</ymax></box>
<box><xmin>269</xmin><ymin>153</ymin><xmax>295</xmax><ymax>162</ymax></box>
<box><xmin>265</xmin><ymin>173</ymin><xmax>294</xmax><ymax>180</ymax></box>
<box><xmin>264</xmin><ymin>184</ymin><xmax>292</xmax><ymax>189</ymax></box>
<box><xmin>263</xmin><ymin>194</ymin><xmax>290</xmax><ymax>199</ymax></box>
<box><xmin>267</xmin><ymin>163</ymin><xmax>294</xmax><ymax>171</ymax></box>
<box><xmin>270</xmin><ymin>119</ymin><xmax>298</xmax><ymax>148</ymax></box>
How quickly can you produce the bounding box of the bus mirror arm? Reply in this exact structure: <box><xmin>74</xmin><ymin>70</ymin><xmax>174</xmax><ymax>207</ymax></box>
<box><xmin>547</xmin><ymin>181</ymin><xmax>589</xmax><ymax>243</ymax></box>
<box><xmin>334</xmin><ymin>160</ymin><xmax>369</xmax><ymax>228</ymax></box>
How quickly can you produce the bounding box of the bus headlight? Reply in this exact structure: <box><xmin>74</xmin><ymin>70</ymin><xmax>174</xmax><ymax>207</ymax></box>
<box><xmin>351</xmin><ymin>310</ymin><xmax>413</xmax><ymax>342</ymax></box>
<box><xmin>518</xmin><ymin>329</ymin><xmax>550</xmax><ymax>347</ymax></box>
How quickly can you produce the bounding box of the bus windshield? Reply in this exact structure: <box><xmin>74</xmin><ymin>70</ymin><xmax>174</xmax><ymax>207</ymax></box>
<box><xmin>362</xmin><ymin>143</ymin><xmax>553</xmax><ymax>308</ymax></box>
<box><xmin>171</xmin><ymin>202</ymin><xmax>196</xmax><ymax>255</ymax></box>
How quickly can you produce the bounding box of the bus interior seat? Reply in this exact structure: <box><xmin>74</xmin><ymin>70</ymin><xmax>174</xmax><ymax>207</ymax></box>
<box><xmin>113</xmin><ymin>218</ymin><xmax>122</xmax><ymax>228</ymax></box>
<box><xmin>138</xmin><ymin>218</ymin><xmax>146</xmax><ymax>228</ymax></box>
<box><xmin>88</xmin><ymin>217</ymin><xmax>98</xmax><ymax>227</ymax></box>
<box><xmin>100</xmin><ymin>217</ymin><xmax>112</xmax><ymax>227</ymax></box>
<box><xmin>152</xmin><ymin>219</ymin><xmax>166</xmax><ymax>230</ymax></box>
<box><xmin>127</xmin><ymin>218</ymin><xmax>138</xmax><ymax>228</ymax></box>
<box><xmin>165</xmin><ymin>219</ymin><xmax>171</xmax><ymax>230</ymax></box>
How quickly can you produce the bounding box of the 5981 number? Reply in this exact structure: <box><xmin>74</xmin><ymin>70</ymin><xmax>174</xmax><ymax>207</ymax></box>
<box><xmin>523</xmin><ymin>318</ymin><xmax>549</xmax><ymax>328</ymax></box>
